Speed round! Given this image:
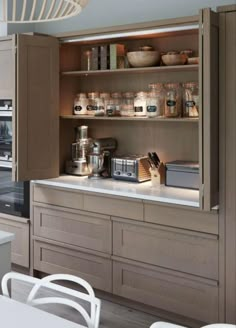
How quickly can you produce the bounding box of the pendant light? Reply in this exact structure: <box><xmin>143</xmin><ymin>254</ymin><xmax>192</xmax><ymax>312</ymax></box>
<box><xmin>0</xmin><ymin>0</ymin><xmax>89</xmax><ymax>23</ymax></box>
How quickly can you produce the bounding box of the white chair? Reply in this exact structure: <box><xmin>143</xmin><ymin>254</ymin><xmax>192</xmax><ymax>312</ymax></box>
<box><xmin>1</xmin><ymin>272</ymin><xmax>101</xmax><ymax>328</ymax></box>
<box><xmin>150</xmin><ymin>322</ymin><xmax>236</xmax><ymax>328</ymax></box>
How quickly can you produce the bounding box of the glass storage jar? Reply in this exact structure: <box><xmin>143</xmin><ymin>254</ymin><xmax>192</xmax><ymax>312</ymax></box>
<box><xmin>146</xmin><ymin>83</ymin><xmax>164</xmax><ymax>118</ymax></box>
<box><xmin>164</xmin><ymin>83</ymin><xmax>181</xmax><ymax>118</ymax></box>
<box><xmin>106</xmin><ymin>92</ymin><xmax>122</xmax><ymax>116</ymax></box>
<box><xmin>74</xmin><ymin>93</ymin><xmax>88</xmax><ymax>115</ymax></box>
<box><xmin>100</xmin><ymin>92</ymin><xmax>110</xmax><ymax>115</ymax></box>
<box><xmin>134</xmin><ymin>91</ymin><xmax>147</xmax><ymax>116</ymax></box>
<box><xmin>87</xmin><ymin>92</ymin><xmax>99</xmax><ymax>116</ymax></box>
<box><xmin>121</xmin><ymin>92</ymin><xmax>135</xmax><ymax>117</ymax></box>
<box><xmin>182</xmin><ymin>82</ymin><xmax>199</xmax><ymax>117</ymax></box>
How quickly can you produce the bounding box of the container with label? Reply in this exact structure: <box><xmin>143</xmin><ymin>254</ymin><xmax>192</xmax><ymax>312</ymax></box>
<box><xmin>164</xmin><ymin>83</ymin><xmax>181</xmax><ymax>118</ymax></box>
<box><xmin>146</xmin><ymin>83</ymin><xmax>164</xmax><ymax>118</ymax></box>
<box><xmin>87</xmin><ymin>92</ymin><xmax>99</xmax><ymax>116</ymax></box>
<box><xmin>134</xmin><ymin>91</ymin><xmax>147</xmax><ymax>116</ymax></box>
<box><xmin>74</xmin><ymin>93</ymin><xmax>88</xmax><ymax>115</ymax></box>
<box><xmin>182</xmin><ymin>82</ymin><xmax>199</xmax><ymax>117</ymax></box>
<box><xmin>121</xmin><ymin>92</ymin><xmax>135</xmax><ymax>117</ymax></box>
<box><xmin>106</xmin><ymin>92</ymin><xmax>122</xmax><ymax>116</ymax></box>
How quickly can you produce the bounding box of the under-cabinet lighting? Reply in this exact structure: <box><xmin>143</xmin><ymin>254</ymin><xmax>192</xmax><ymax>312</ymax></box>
<box><xmin>60</xmin><ymin>24</ymin><xmax>199</xmax><ymax>43</ymax></box>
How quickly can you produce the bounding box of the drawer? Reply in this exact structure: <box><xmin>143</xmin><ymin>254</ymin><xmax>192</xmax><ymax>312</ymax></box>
<box><xmin>34</xmin><ymin>240</ymin><xmax>112</xmax><ymax>292</ymax></box>
<box><xmin>0</xmin><ymin>216</ymin><xmax>29</xmax><ymax>268</ymax></box>
<box><xmin>144</xmin><ymin>202</ymin><xmax>219</xmax><ymax>234</ymax></box>
<box><xmin>33</xmin><ymin>185</ymin><xmax>83</xmax><ymax>210</ymax></box>
<box><xmin>84</xmin><ymin>193</ymin><xmax>143</xmax><ymax>221</ymax></box>
<box><xmin>113</xmin><ymin>219</ymin><xmax>218</xmax><ymax>280</ymax></box>
<box><xmin>33</xmin><ymin>205</ymin><xmax>111</xmax><ymax>254</ymax></box>
<box><xmin>113</xmin><ymin>259</ymin><xmax>219</xmax><ymax>323</ymax></box>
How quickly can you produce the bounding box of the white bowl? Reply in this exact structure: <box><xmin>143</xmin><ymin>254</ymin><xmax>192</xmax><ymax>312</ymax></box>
<box><xmin>127</xmin><ymin>51</ymin><xmax>160</xmax><ymax>68</ymax></box>
<box><xmin>161</xmin><ymin>53</ymin><xmax>187</xmax><ymax>66</ymax></box>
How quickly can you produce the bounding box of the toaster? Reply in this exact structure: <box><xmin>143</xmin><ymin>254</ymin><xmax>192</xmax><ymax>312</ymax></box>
<box><xmin>111</xmin><ymin>155</ymin><xmax>151</xmax><ymax>182</ymax></box>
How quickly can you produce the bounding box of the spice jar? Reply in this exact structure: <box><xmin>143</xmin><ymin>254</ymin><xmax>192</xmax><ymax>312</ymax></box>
<box><xmin>134</xmin><ymin>91</ymin><xmax>147</xmax><ymax>116</ymax></box>
<box><xmin>182</xmin><ymin>82</ymin><xmax>199</xmax><ymax>117</ymax></box>
<box><xmin>121</xmin><ymin>92</ymin><xmax>135</xmax><ymax>117</ymax></box>
<box><xmin>106</xmin><ymin>92</ymin><xmax>122</xmax><ymax>116</ymax></box>
<box><xmin>146</xmin><ymin>83</ymin><xmax>164</xmax><ymax>118</ymax></box>
<box><xmin>73</xmin><ymin>93</ymin><xmax>88</xmax><ymax>115</ymax></box>
<box><xmin>87</xmin><ymin>92</ymin><xmax>99</xmax><ymax>116</ymax></box>
<box><xmin>164</xmin><ymin>83</ymin><xmax>181</xmax><ymax>118</ymax></box>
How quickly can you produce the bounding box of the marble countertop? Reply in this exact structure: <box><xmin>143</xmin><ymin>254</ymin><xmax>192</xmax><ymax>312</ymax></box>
<box><xmin>0</xmin><ymin>230</ymin><xmax>14</xmax><ymax>245</ymax></box>
<box><xmin>33</xmin><ymin>175</ymin><xmax>199</xmax><ymax>208</ymax></box>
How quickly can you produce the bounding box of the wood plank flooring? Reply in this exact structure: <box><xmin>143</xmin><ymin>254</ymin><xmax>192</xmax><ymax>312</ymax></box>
<box><xmin>11</xmin><ymin>279</ymin><xmax>161</xmax><ymax>328</ymax></box>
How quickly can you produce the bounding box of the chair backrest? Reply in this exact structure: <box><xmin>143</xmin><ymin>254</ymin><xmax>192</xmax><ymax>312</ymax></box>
<box><xmin>1</xmin><ymin>272</ymin><xmax>101</xmax><ymax>328</ymax></box>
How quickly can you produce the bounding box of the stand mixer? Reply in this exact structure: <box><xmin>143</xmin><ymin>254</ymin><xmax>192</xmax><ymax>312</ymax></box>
<box><xmin>65</xmin><ymin>125</ymin><xmax>92</xmax><ymax>176</ymax></box>
<box><xmin>87</xmin><ymin>138</ymin><xmax>117</xmax><ymax>179</ymax></box>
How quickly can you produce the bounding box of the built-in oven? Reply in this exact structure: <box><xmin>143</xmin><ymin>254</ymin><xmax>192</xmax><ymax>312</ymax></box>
<box><xmin>0</xmin><ymin>99</ymin><xmax>29</xmax><ymax>218</ymax></box>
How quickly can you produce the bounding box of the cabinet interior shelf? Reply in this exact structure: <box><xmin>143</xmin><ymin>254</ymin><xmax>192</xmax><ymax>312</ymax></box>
<box><xmin>61</xmin><ymin>64</ymin><xmax>198</xmax><ymax>76</ymax></box>
<box><xmin>60</xmin><ymin>115</ymin><xmax>199</xmax><ymax>122</ymax></box>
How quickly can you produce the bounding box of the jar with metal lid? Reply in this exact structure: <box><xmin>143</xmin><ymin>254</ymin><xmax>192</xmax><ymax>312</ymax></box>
<box><xmin>182</xmin><ymin>82</ymin><xmax>199</xmax><ymax>117</ymax></box>
<box><xmin>87</xmin><ymin>92</ymin><xmax>99</xmax><ymax>116</ymax></box>
<box><xmin>121</xmin><ymin>92</ymin><xmax>135</xmax><ymax>117</ymax></box>
<box><xmin>73</xmin><ymin>93</ymin><xmax>88</xmax><ymax>115</ymax></box>
<box><xmin>134</xmin><ymin>91</ymin><xmax>147</xmax><ymax>116</ymax></box>
<box><xmin>106</xmin><ymin>92</ymin><xmax>122</xmax><ymax>116</ymax></box>
<box><xmin>146</xmin><ymin>83</ymin><xmax>164</xmax><ymax>118</ymax></box>
<box><xmin>164</xmin><ymin>83</ymin><xmax>181</xmax><ymax>118</ymax></box>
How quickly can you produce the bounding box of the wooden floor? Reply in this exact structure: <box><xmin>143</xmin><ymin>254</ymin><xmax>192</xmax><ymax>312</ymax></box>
<box><xmin>12</xmin><ymin>279</ymin><xmax>161</xmax><ymax>328</ymax></box>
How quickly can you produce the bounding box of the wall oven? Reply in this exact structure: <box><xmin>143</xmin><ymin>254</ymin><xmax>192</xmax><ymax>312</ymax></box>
<box><xmin>0</xmin><ymin>100</ymin><xmax>29</xmax><ymax>218</ymax></box>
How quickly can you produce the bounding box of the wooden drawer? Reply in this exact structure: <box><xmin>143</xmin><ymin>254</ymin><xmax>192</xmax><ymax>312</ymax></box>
<box><xmin>33</xmin><ymin>205</ymin><xmax>111</xmax><ymax>254</ymax></box>
<box><xmin>144</xmin><ymin>202</ymin><xmax>219</xmax><ymax>234</ymax></box>
<box><xmin>0</xmin><ymin>215</ymin><xmax>29</xmax><ymax>268</ymax></box>
<box><xmin>113</xmin><ymin>219</ymin><xmax>218</xmax><ymax>280</ymax></box>
<box><xmin>84</xmin><ymin>193</ymin><xmax>143</xmax><ymax>221</ymax></box>
<box><xmin>113</xmin><ymin>259</ymin><xmax>219</xmax><ymax>323</ymax></box>
<box><xmin>33</xmin><ymin>185</ymin><xmax>83</xmax><ymax>210</ymax></box>
<box><xmin>34</xmin><ymin>240</ymin><xmax>112</xmax><ymax>292</ymax></box>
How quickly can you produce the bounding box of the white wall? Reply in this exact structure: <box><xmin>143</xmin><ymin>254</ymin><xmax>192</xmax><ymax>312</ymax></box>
<box><xmin>32</xmin><ymin>0</ymin><xmax>236</xmax><ymax>36</ymax></box>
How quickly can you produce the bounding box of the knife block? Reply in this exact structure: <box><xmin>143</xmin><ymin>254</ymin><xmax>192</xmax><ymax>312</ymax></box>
<box><xmin>149</xmin><ymin>162</ymin><xmax>165</xmax><ymax>186</ymax></box>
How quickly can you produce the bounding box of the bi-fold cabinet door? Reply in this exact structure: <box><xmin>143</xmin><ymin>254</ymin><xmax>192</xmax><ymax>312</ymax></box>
<box><xmin>12</xmin><ymin>34</ymin><xmax>60</xmax><ymax>181</ymax></box>
<box><xmin>199</xmin><ymin>8</ymin><xmax>219</xmax><ymax>211</ymax></box>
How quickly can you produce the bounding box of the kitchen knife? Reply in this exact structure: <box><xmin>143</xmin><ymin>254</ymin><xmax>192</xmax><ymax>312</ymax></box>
<box><xmin>152</xmin><ymin>152</ymin><xmax>161</xmax><ymax>167</ymax></box>
<box><xmin>148</xmin><ymin>152</ymin><xmax>158</xmax><ymax>168</ymax></box>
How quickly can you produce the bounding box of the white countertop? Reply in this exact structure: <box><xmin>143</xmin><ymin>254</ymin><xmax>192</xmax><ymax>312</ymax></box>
<box><xmin>33</xmin><ymin>175</ymin><xmax>199</xmax><ymax>208</ymax></box>
<box><xmin>0</xmin><ymin>230</ymin><xmax>14</xmax><ymax>245</ymax></box>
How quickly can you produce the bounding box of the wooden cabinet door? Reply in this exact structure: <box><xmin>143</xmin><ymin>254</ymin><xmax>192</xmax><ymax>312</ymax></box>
<box><xmin>13</xmin><ymin>34</ymin><xmax>59</xmax><ymax>181</ymax></box>
<box><xmin>199</xmin><ymin>9</ymin><xmax>219</xmax><ymax>210</ymax></box>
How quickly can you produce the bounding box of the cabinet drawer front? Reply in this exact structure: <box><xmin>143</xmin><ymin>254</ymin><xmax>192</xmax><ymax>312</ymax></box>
<box><xmin>33</xmin><ymin>206</ymin><xmax>111</xmax><ymax>254</ymax></box>
<box><xmin>84</xmin><ymin>194</ymin><xmax>143</xmax><ymax>221</ymax></box>
<box><xmin>33</xmin><ymin>186</ymin><xmax>83</xmax><ymax>210</ymax></box>
<box><xmin>113</xmin><ymin>220</ymin><xmax>218</xmax><ymax>280</ymax></box>
<box><xmin>113</xmin><ymin>260</ymin><xmax>219</xmax><ymax>323</ymax></box>
<box><xmin>34</xmin><ymin>240</ymin><xmax>112</xmax><ymax>292</ymax></box>
<box><xmin>0</xmin><ymin>217</ymin><xmax>29</xmax><ymax>268</ymax></box>
<box><xmin>144</xmin><ymin>202</ymin><xmax>219</xmax><ymax>234</ymax></box>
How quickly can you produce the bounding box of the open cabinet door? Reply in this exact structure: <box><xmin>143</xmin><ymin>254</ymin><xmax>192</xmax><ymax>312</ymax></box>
<box><xmin>199</xmin><ymin>8</ymin><xmax>219</xmax><ymax>211</ymax></box>
<box><xmin>13</xmin><ymin>34</ymin><xmax>59</xmax><ymax>181</ymax></box>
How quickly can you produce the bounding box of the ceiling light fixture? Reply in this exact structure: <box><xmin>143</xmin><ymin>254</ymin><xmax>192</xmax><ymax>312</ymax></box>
<box><xmin>0</xmin><ymin>0</ymin><xmax>89</xmax><ymax>23</ymax></box>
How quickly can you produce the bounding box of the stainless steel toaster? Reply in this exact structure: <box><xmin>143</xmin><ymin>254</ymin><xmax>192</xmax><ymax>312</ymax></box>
<box><xmin>111</xmin><ymin>155</ymin><xmax>151</xmax><ymax>182</ymax></box>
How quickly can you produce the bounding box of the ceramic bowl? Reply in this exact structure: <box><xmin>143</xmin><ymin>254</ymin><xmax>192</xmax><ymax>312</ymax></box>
<box><xmin>161</xmin><ymin>53</ymin><xmax>188</xmax><ymax>66</ymax></box>
<box><xmin>187</xmin><ymin>57</ymin><xmax>199</xmax><ymax>65</ymax></box>
<box><xmin>127</xmin><ymin>51</ymin><xmax>160</xmax><ymax>68</ymax></box>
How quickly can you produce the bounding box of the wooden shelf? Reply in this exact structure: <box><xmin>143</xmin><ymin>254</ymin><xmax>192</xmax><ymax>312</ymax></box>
<box><xmin>61</xmin><ymin>64</ymin><xmax>198</xmax><ymax>77</ymax></box>
<box><xmin>60</xmin><ymin>115</ymin><xmax>199</xmax><ymax>122</ymax></box>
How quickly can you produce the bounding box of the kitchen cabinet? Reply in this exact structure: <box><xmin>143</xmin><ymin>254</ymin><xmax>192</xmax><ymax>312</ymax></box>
<box><xmin>218</xmin><ymin>4</ymin><xmax>236</xmax><ymax>323</ymax></box>
<box><xmin>0</xmin><ymin>34</ymin><xmax>59</xmax><ymax>182</ymax></box>
<box><xmin>31</xmin><ymin>181</ymin><xmax>219</xmax><ymax>324</ymax></box>
<box><xmin>57</xmin><ymin>8</ymin><xmax>218</xmax><ymax>211</ymax></box>
<box><xmin>0</xmin><ymin>213</ymin><xmax>29</xmax><ymax>268</ymax></box>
